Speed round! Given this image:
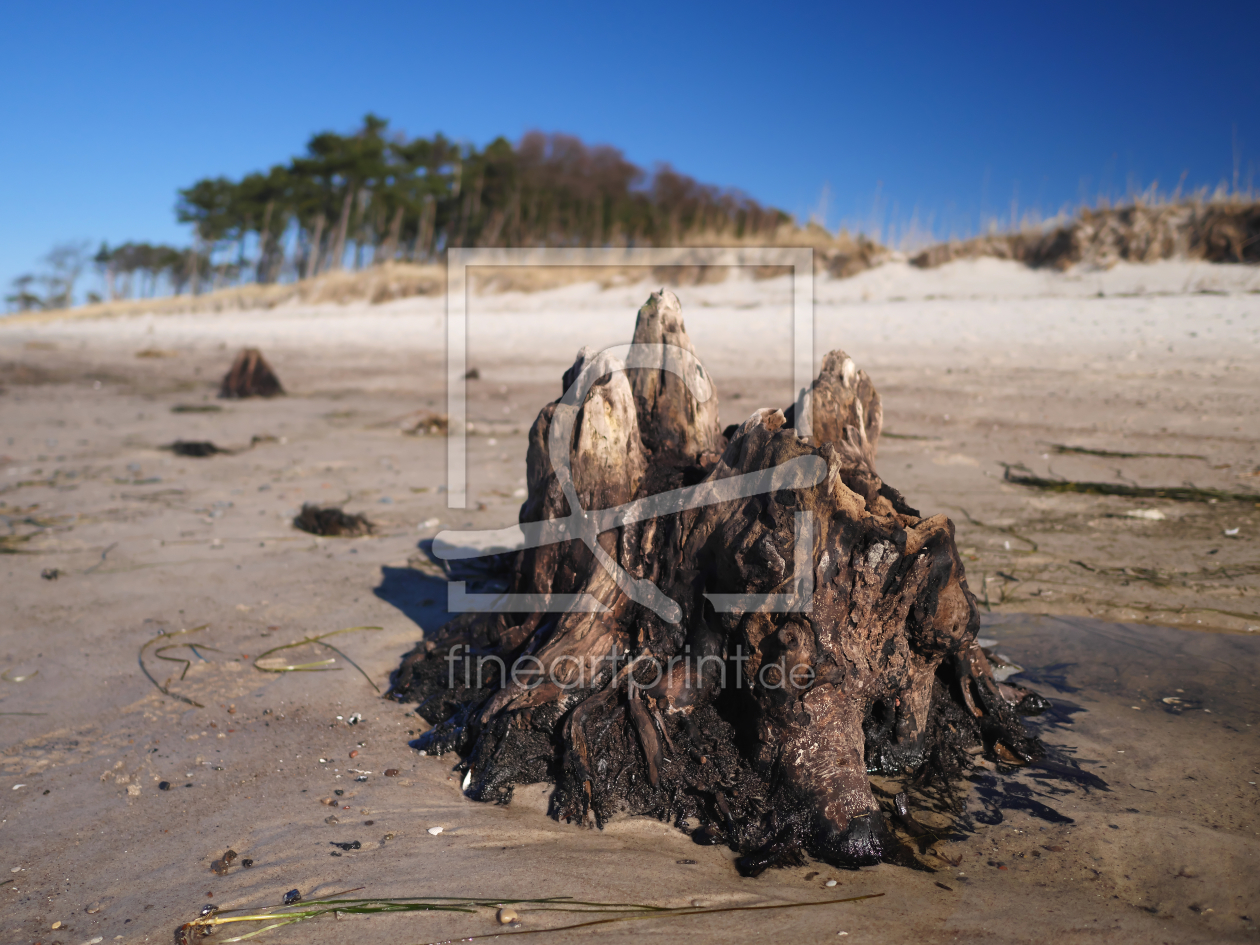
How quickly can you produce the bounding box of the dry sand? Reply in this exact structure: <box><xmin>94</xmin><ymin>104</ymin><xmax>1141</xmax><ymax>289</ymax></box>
<box><xmin>1</xmin><ymin>258</ymin><xmax>1257</xmax><ymax>943</ymax></box>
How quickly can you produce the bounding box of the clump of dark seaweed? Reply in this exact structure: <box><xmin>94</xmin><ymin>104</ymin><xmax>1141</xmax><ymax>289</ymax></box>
<box><xmin>167</xmin><ymin>440</ymin><xmax>228</xmax><ymax>457</ymax></box>
<box><xmin>294</xmin><ymin>503</ymin><xmax>373</xmax><ymax>537</ymax></box>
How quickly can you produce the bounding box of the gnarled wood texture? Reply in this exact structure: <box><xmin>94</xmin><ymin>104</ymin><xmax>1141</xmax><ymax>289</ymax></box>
<box><xmin>390</xmin><ymin>289</ymin><xmax>1045</xmax><ymax>873</ymax></box>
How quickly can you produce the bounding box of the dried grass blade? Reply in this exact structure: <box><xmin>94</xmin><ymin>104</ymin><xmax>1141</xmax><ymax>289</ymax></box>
<box><xmin>314</xmin><ymin>639</ymin><xmax>381</xmax><ymax>692</ymax></box>
<box><xmin>251</xmin><ymin>626</ymin><xmax>381</xmax><ymax>687</ymax></box>
<box><xmin>417</xmin><ymin>893</ymin><xmax>886</xmax><ymax>944</ymax></box>
<box><xmin>254</xmin><ymin>657</ymin><xmax>339</xmax><ymax>672</ymax></box>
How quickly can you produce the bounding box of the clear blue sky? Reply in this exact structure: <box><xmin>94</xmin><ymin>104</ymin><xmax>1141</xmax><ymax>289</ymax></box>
<box><xmin>2</xmin><ymin>0</ymin><xmax>1256</xmax><ymax>293</ymax></box>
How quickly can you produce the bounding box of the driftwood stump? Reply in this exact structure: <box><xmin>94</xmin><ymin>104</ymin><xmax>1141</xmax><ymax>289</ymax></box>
<box><xmin>220</xmin><ymin>347</ymin><xmax>284</xmax><ymax>398</ymax></box>
<box><xmin>390</xmin><ymin>289</ymin><xmax>1045</xmax><ymax>872</ymax></box>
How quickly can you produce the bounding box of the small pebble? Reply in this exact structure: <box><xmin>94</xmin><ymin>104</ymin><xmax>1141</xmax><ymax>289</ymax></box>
<box><xmin>364</xmin><ymin>820</ymin><xmax>375</xmax><ymax>825</ymax></box>
<box><xmin>283</xmin><ymin>889</ymin><xmax>301</xmax><ymax>906</ymax></box>
<box><xmin>159</xmin><ymin>781</ymin><xmax>171</xmax><ymax>791</ymax></box>
<box><xmin>825</xmin><ymin>879</ymin><xmax>837</xmax><ymax>887</ymax></box>
<box><xmin>86</xmin><ymin>901</ymin><xmax>103</xmax><ymax>913</ymax></box>
<box><xmin>321</xmin><ymin>797</ymin><xmax>335</xmax><ymax>806</ymax></box>
<box><xmin>325</xmin><ymin>814</ymin><xmax>339</xmax><ymax>824</ymax></box>
<box><xmin>349</xmin><ymin>750</ymin><xmax>359</xmax><ymax>759</ymax></box>
<box><xmin>690</xmin><ymin>898</ymin><xmax>708</xmax><ymax>907</ymax></box>
<box><xmin>241</xmin><ymin>858</ymin><xmax>254</xmax><ymax>868</ymax></box>
<box><xmin>334</xmin><ymin>789</ymin><xmax>344</xmax><ymax>796</ymax></box>
<box><xmin>384</xmin><ymin>768</ymin><xmax>399</xmax><ymax>777</ymax></box>
<box><xmin>223</xmin><ymin>850</ymin><xmax>237</xmax><ymax>863</ymax></box>
<box><xmin>383</xmin><ymin>833</ymin><xmax>395</xmax><ymax>841</ymax></box>
<box><xmin>51</xmin><ymin>921</ymin><xmax>62</xmax><ymax>929</ymax></box>
<box><xmin>497</xmin><ymin>907</ymin><xmax>520</xmax><ymax>925</ymax></box>
<box><xmin>427</xmin><ymin>826</ymin><xmax>444</xmax><ymax>836</ymax></box>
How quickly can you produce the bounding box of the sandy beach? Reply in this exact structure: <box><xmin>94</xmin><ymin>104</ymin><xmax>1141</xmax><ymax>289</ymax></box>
<box><xmin>1</xmin><ymin>258</ymin><xmax>1258</xmax><ymax>943</ymax></box>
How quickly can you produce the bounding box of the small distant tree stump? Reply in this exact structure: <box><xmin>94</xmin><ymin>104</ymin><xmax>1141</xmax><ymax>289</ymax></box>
<box><xmin>390</xmin><ymin>290</ymin><xmax>1045</xmax><ymax>872</ymax></box>
<box><xmin>220</xmin><ymin>348</ymin><xmax>284</xmax><ymax>398</ymax></box>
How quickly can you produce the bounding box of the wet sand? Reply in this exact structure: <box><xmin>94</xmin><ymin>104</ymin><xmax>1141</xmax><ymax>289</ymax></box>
<box><xmin>1</xmin><ymin>259</ymin><xmax>1258</xmax><ymax>942</ymax></box>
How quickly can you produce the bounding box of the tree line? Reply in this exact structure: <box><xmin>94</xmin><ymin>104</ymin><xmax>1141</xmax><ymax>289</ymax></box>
<box><xmin>4</xmin><ymin>240</ymin><xmax>207</xmax><ymax>311</ymax></box>
<box><xmin>175</xmin><ymin>115</ymin><xmax>788</xmax><ymax>286</ymax></box>
<box><xmin>5</xmin><ymin>116</ymin><xmax>789</xmax><ymax>311</ymax></box>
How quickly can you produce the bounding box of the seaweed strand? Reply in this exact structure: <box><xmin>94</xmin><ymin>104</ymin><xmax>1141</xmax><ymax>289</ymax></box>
<box><xmin>138</xmin><ymin>625</ymin><xmax>210</xmax><ymax>708</ymax></box>
<box><xmin>183</xmin><ymin>892</ymin><xmax>883</xmax><ymax>945</ymax></box>
<box><xmin>1002</xmin><ymin>464</ymin><xmax>1260</xmax><ymax>504</ymax></box>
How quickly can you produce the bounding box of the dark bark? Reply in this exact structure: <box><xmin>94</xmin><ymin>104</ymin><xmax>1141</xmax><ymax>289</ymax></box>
<box><xmin>389</xmin><ymin>290</ymin><xmax>1044</xmax><ymax>872</ymax></box>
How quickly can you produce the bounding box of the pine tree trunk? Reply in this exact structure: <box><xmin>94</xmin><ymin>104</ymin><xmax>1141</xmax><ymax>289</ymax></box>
<box><xmin>188</xmin><ymin>239</ymin><xmax>202</xmax><ymax>296</ymax></box>
<box><xmin>379</xmin><ymin>205</ymin><xmax>404</xmax><ymax>264</ymax></box>
<box><xmin>330</xmin><ymin>187</ymin><xmax>354</xmax><ymax>270</ymax></box>
<box><xmin>417</xmin><ymin>198</ymin><xmax>435</xmax><ymax>260</ymax></box>
<box><xmin>255</xmin><ymin>200</ymin><xmax>275</xmax><ymax>283</ymax></box>
<box><xmin>304</xmin><ymin>214</ymin><xmax>326</xmax><ymax>280</ymax></box>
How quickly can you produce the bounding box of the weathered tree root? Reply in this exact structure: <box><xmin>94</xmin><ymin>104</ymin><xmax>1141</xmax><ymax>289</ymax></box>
<box><xmin>390</xmin><ymin>289</ymin><xmax>1046</xmax><ymax>873</ymax></box>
